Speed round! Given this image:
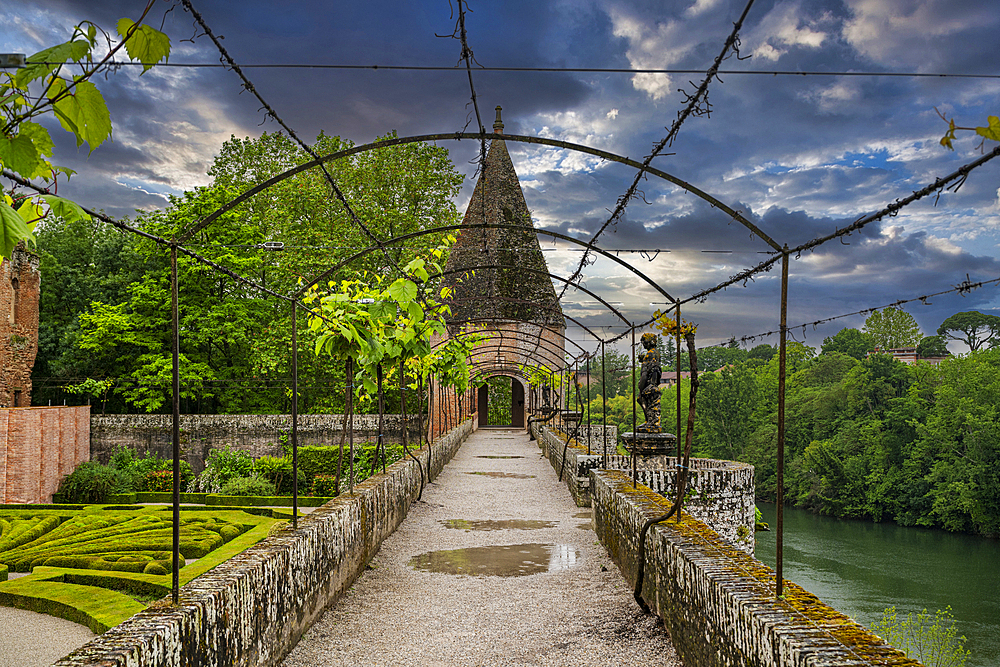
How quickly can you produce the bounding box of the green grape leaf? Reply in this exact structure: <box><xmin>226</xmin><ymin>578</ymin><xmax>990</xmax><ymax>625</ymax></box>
<box><xmin>406</xmin><ymin>301</ymin><xmax>424</xmax><ymax>323</ymax></box>
<box><xmin>15</xmin><ymin>40</ymin><xmax>91</xmax><ymax>86</ymax></box>
<box><xmin>117</xmin><ymin>19</ymin><xmax>171</xmax><ymax>73</ymax></box>
<box><xmin>0</xmin><ymin>133</ymin><xmax>43</xmax><ymax>178</ymax></box>
<box><xmin>387</xmin><ymin>278</ymin><xmax>417</xmax><ymax>304</ymax></box>
<box><xmin>976</xmin><ymin>116</ymin><xmax>1000</xmax><ymax>142</ymax></box>
<box><xmin>40</xmin><ymin>194</ymin><xmax>91</xmax><ymax>223</ymax></box>
<box><xmin>0</xmin><ymin>201</ymin><xmax>36</xmax><ymax>259</ymax></box>
<box><xmin>369</xmin><ymin>300</ymin><xmax>396</xmax><ymax>320</ymax></box>
<box><xmin>15</xmin><ymin>198</ymin><xmax>46</xmax><ymax>230</ymax></box>
<box><xmin>19</xmin><ymin>121</ymin><xmax>55</xmax><ymax>159</ymax></box>
<box><xmin>52</xmin><ymin>80</ymin><xmax>111</xmax><ymax>150</ymax></box>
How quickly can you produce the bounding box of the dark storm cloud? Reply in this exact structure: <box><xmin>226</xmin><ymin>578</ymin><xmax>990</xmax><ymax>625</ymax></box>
<box><xmin>7</xmin><ymin>0</ymin><xmax>1000</xmax><ymax>345</ymax></box>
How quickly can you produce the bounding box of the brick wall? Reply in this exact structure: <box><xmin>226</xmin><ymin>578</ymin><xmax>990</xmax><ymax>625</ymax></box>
<box><xmin>0</xmin><ymin>405</ymin><xmax>90</xmax><ymax>503</ymax></box>
<box><xmin>0</xmin><ymin>246</ymin><xmax>40</xmax><ymax>407</ymax></box>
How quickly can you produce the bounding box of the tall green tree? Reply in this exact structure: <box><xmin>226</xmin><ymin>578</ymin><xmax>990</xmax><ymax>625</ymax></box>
<box><xmin>587</xmin><ymin>348</ymin><xmax>632</xmax><ymax>399</ymax></box>
<box><xmin>206</xmin><ymin>130</ymin><xmax>463</xmax><ymax>285</ymax></box>
<box><xmin>696</xmin><ymin>364</ymin><xmax>758</xmax><ymax>461</ymax></box>
<box><xmin>821</xmin><ymin>327</ymin><xmax>874</xmax><ymax>360</ymax></box>
<box><xmin>53</xmin><ymin>129</ymin><xmax>463</xmax><ymax>413</ymax></box>
<box><xmin>863</xmin><ymin>307</ymin><xmax>922</xmax><ymax>350</ymax></box>
<box><xmin>31</xmin><ymin>215</ymin><xmax>143</xmax><ymax>409</ymax></box>
<box><xmin>917</xmin><ymin>335</ymin><xmax>949</xmax><ymax>358</ymax></box>
<box><xmin>937</xmin><ymin>311</ymin><xmax>1000</xmax><ymax>352</ymax></box>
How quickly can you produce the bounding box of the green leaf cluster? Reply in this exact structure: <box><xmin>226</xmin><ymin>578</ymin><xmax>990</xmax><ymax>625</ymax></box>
<box><xmin>873</xmin><ymin>606</ymin><xmax>969</xmax><ymax>667</ymax></box>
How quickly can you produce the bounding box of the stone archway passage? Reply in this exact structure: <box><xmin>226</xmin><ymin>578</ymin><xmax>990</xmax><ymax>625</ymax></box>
<box><xmin>477</xmin><ymin>377</ymin><xmax>526</xmax><ymax>429</ymax></box>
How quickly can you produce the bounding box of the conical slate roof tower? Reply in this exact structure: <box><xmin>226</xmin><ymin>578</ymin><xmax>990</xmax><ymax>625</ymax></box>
<box><xmin>442</xmin><ymin>107</ymin><xmax>563</xmax><ymax>328</ymax></box>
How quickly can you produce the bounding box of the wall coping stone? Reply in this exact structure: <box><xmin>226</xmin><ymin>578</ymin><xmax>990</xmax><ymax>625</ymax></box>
<box><xmin>590</xmin><ymin>470</ymin><xmax>920</xmax><ymax>667</ymax></box>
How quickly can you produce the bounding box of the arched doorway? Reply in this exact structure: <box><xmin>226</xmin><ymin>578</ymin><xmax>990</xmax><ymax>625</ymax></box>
<box><xmin>477</xmin><ymin>375</ymin><xmax>525</xmax><ymax>428</ymax></box>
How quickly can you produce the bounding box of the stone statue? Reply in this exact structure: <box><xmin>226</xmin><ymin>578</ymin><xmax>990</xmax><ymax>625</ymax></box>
<box><xmin>636</xmin><ymin>332</ymin><xmax>662</xmax><ymax>432</ymax></box>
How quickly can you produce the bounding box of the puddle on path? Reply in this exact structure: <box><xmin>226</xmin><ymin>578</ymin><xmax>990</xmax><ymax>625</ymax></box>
<box><xmin>475</xmin><ymin>455</ymin><xmax>524</xmax><ymax>459</ymax></box>
<box><xmin>572</xmin><ymin>511</ymin><xmax>592</xmax><ymax>519</ymax></box>
<box><xmin>466</xmin><ymin>471</ymin><xmax>535</xmax><ymax>479</ymax></box>
<box><xmin>440</xmin><ymin>519</ymin><xmax>556</xmax><ymax>531</ymax></box>
<box><xmin>408</xmin><ymin>543</ymin><xmax>579</xmax><ymax>576</ymax></box>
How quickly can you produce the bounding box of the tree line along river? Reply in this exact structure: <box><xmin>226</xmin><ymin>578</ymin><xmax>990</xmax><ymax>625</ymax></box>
<box><xmin>755</xmin><ymin>503</ymin><xmax>999</xmax><ymax>667</ymax></box>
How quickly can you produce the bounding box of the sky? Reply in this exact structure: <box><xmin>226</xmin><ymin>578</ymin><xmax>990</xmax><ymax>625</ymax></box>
<box><xmin>3</xmin><ymin>0</ymin><xmax>1000</xmax><ymax>354</ymax></box>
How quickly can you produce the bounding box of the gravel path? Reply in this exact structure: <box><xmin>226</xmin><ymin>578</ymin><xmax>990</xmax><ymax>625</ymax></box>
<box><xmin>282</xmin><ymin>427</ymin><xmax>680</xmax><ymax>667</ymax></box>
<box><xmin>0</xmin><ymin>607</ymin><xmax>95</xmax><ymax>667</ymax></box>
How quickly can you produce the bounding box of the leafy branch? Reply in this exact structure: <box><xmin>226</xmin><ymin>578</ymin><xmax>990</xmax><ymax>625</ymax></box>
<box><xmin>0</xmin><ymin>2</ymin><xmax>171</xmax><ymax>257</ymax></box>
<box><xmin>938</xmin><ymin>109</ymin><xmax>1000</xmax><ymax>151</ymax></box>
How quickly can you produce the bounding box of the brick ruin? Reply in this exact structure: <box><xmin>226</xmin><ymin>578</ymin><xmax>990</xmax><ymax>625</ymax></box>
<box><xmin>430</xmin><ymin>107</ymin><xmax>566</xmax><ymax>438</ymax></box>
<box><xmin>0</xmin><ymin>245</ymin><xmax>40</xmax><ymax>407</ymax></box>
<box><xmin>0</xmin><ymin>246</ymin><xmax>92</xmax><ymax>503</ymax></box>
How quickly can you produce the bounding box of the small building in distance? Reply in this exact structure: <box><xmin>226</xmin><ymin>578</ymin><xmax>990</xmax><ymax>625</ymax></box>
<box><xmin>878</xmin><ymin>347</ymin><xmax>949</xmax><ymax>366</ymax></box>
<box><xmin>0</xmin><ymin>245</ymin><xmax>40</xmax><ymax>406</ymax></box>
<box><xmin>661</xmin><ymin>370</ymin><xmax>694</xmax><ymax>387</ymax></box>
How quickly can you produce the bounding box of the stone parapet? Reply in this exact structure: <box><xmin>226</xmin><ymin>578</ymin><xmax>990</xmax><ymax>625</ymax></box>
<box><xmin>590</xmin><ymin>470</ymin><xmax>919</xmax><ymax>667</ymax></box>
<box><xmin>533</xmin><ymin>423</ymin><xmax>753</xmax><ymax>552</ymax></box>
<box><xmin>54</xmin><ymin>418</ymin><xmax>475</xmax><ymax>667</ymax></box>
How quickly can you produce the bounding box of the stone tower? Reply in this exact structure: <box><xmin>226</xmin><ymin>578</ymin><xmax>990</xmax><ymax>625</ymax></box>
<box><xmin>441</xmin><ymin>107</ymin><xmax>563</xmax><ymax>328</ymax></box>
<box><xmin>431</xmin><ymin>107</ymin><xmax>566</xmax><ymax>436</ymax></box>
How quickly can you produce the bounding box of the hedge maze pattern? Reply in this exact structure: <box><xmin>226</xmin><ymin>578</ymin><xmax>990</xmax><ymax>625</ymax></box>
<box><xmin>0</xmin><ymin>511</ymin><xmax>250</xmax><ymax>575</ymax></box>
<box><xmin>0</xmin><ymin>505</ymin><xmax>278</xmax><ymax>633</ymax></box>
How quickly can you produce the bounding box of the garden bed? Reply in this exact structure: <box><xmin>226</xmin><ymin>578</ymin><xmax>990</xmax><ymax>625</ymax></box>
<box><xmin>0</xmin><ymin>505</ymin><xmax>280</xmax><ymax>632</ymax></box>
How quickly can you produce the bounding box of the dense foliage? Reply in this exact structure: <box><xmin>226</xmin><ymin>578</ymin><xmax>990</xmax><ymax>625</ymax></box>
<box><xmin>57</xmin><ymin>445</ymin><xmax>193</xmax><ymax>502</ymax></box>
<box><xmin>32</xmin><ymin>130</ymin><xmax>463</xmax><ymax>414</ymax></box>
<box><xmin>580</xmin><ymin>324</ymin><xmax>1000</xmax><ymax>536</ymax></box>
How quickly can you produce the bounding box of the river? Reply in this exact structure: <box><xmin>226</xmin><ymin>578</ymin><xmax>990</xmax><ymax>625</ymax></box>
<box><xmin>755</xmin><ymin>503</ymin><xmax>999</xmax><ymax>667</ymax></box>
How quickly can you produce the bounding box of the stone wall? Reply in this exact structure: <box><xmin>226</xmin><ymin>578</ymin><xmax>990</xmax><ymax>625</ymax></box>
<box><xmin>0</xmin><ymin>247</ymin><xmax>40</xmax><ymax>407</ymax></box>
<box><xmin>590</xmin><ymin>470</ymin><xmax>919</xmax><ymax>667</ymax></box>
<box><xmin>91</xmin><ymin>414</ymin><xmax>425</xmax><ymax>473</ymax></box>
<box><xmin>55</xmin><ymin>418</ymin><xmax>477</xmax><ymax>667</ymax></box>
<box><xmin>533</xmin><ymin>423</ymin><xmax>753</xmax><ymax>553</ymax></box>
<box><xmin>0</xmin><ymin>406</ymin><xmax>90</xmax><ymax>503</ymax></box>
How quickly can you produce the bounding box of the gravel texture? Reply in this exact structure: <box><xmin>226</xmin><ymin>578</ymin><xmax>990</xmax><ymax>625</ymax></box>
<box><xmin>282</xmin><ymin>428</ymin><xmax>680</xmax><ymax>667</ymax></box>
<box><xmin>0</xmin><ymin>606</ymin><xmax>95</xmax><ymax>667</ymax></box>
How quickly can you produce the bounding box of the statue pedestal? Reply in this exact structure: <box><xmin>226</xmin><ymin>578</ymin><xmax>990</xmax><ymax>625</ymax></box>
<box><xmin>622</xmin><ymin>431</ymin><xmax>677</xmax><ymax>456</ymax></box>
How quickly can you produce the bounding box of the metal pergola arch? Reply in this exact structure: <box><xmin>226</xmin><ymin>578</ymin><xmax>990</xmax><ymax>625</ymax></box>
<box><xmin>433</xmin><ymin>265</ymin><xmax>631</xmax><ymax>325</ymax></box>
<box><xmin>439</xmin><ymin>319</ymin><xmax>590</xmax><ymax>358</ymax></box>
<box><xmin>177</xmin><ymin>132</ymin><xmax>781</xmax><ymax>255</ymax></box>
<box><xmin>289</xmin><ymin>222</ymin><xmax>676</xmax><ymax>305</ymax></box>
<box><xmin>446</xmin><ymin>296</ymin><xmax>606</xmax><ymax>343</ymax></box>
<box><xmin>35</xmin><ymin>119</ymin><xmax>796</xmax><ymax>605</ymax></box>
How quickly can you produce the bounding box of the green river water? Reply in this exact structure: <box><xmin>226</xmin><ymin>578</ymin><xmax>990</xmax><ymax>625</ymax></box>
<box><xmin>755</xmin><ymin>503</ymin><xmax>999</xmax><ymax>667</ymax></box>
